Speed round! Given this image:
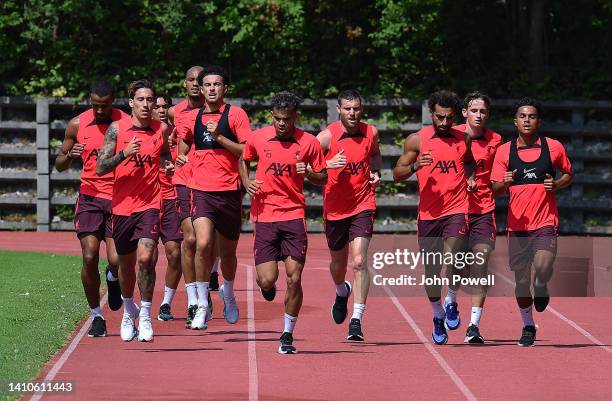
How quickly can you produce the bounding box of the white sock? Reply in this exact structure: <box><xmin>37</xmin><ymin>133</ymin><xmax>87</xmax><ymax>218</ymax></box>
<box><xmin>352</xmin><ymin>303</ymin><xmax>366</xmax><ymax>321</ymax></box>
<box><xmin>162</xmin><ymin>286</ymin><xmax>176</xmax><ymax>306</ymax></box>
<box><xmin>140</xmin><ymin>301</ymin><xmax>152</xmax><ymax>319</ymax></box>
<box><xmin>185</xmin><ymin>282</ymin><xmax>198</xmax><ymax>306</ymax></box>
<box><xmin>520</xmin><ymin>305</ymin><xmax>535</xmax><ymax>327</ymax></box>
<box><xmin>212</xmin><ymin>257</ymin><xmax>220</xmax><ymax>273</ymax></box>
<box><xmin>445</xmin><ymin>287</ymin><xmax>458</xmax><ymax>306</ymax></box>
<box><xmin>223</xmin><ymin>280</ymin><xmax>234</xmax><ymax>298</ymax></box>
<box><xmin>283</xmin><ymin>313</ymin><xmax>298</xmax><ymax>333</ymax></box>
<box><xmin>470</xmin><ymin>307</ymin><xmax>483</xmax><ymax>326</ymax></box>
<box><xmin>106</xmin><ymin>268</ymin><xmax>118</xmax><ymax>282</ymax></box>
<box><xmin>196</xmin><ymin>282</ymin><xmax>209</xmax><ymax>307</ymax></box>
<box><xmin>431</xmin><ymin>300</ymin><xmax>445</xmax><ymax>319</ymax></box>
<box><xmin>122</xmin><ymin>296</ymin><xmax>138</xmax><ymax>317</ymax></box>
<box><xmin>91</xmin><ymin>306</ymin><xmax>103</xmax><ymax>319</ymax></box>
<box><xmin>335</xmin><ymin>282</ymin><xmax>349</xmax><ymax>297</ymax></box>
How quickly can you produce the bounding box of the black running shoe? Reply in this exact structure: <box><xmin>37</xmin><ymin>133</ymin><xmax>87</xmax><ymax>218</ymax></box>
<box><xmin>261</xmin><ymin>285</ymin><xmax>276</xmax><ymax>302</ymax></box>
<box><xmin>518</xmin><ymin>325</ymin><xmax>537</xmax><ymax>347</ymax></box>
<box><xmin>464</xmin><ymin>324</ymin><xmax>484</xmax><ymax>344</ymax></box>
<box><xmin>331</xmin><ymin>281</ymin><xmax>352</xmax><ymax>324</ymax></box>
<box><xmin>157</xmin><ymin>303</ymin><xmax>174</xmax><ymax>321</ymax></box>
<box><xmin>88</xmin><ymin>316</ymin><xmax>107</xmax><ymax>337</ymax></box>
<box><xmin>105</xmin><ymin>267</ymin><xmax>122</xmax><ymax>311</ymax></box>
<box><xmin>186</xmin><ymin>304</ymin><xmax>198</xmax><ymax>328</ymax></box>
<box><xmin>278</xmin><ymin>332</ymin><xmax>297</xmax><ymax>354</ymax></box>
<box><xmin>534</xmin><ymin>284</ymin><xmax>550</xmax><ymax>312</ymax></box>
<box><xmin>209</xmin><ymin>271</ymin><xmax>219</xmax><ymax>291</ymax></box>
<box><xmin>347</xmin><ymin>318</ymin><xmax>364</xmax><ymax>341</ymax></box>
<box><xmin>208</xmin><ymin>291</ymin><xmax>213</xmax><ymax>318</ymax></box>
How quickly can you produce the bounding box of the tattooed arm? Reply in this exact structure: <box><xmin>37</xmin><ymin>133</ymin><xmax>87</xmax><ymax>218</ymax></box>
<box><xmin>96</xmin><ymin>122</ymin><xmax>140</xmax><ymax>175</ymax></box>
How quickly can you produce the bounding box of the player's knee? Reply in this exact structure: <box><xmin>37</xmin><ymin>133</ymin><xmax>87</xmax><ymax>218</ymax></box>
<box><xmin>351</xmin><ymin>254</ymin><xmax>366</xmax><ymax>272</ymax></box>
<box><xmin>195</xmin><ymin>238</ymin><xmax>212</xmax><ymax>255</ymax></box>
<box><xmin>257</xmin><ymin>275</ymin><xmax>275</xmax><ymax>291</ymax></box>
<box><xmin>286</xmin><ymin>272</ymin><xmax>302</xmax><ymax>289</ymax></box>
<box><xmin>82</xmin><ymin>250</ymin><xmax>99</xmax><ymax>269</ymax></box>
<box><xmin>167</xmin><ymin>247</ymin><xmax>181</xmax><ymax>264</ymax></box>
<box><xmin>183</xmin><ymin>231</ymin><xmax>196</xmax><ymax>248</ymax></box>
<box><xmin>137</xmin><ymin>251</ymin><xmax>155</xmax><ymax>268</ymax></box>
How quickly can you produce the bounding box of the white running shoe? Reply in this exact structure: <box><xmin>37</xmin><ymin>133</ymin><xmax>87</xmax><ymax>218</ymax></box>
<box><xmin>219</xmin><ymin>284</ymin><xmax>239</xmax><ymax>324</ymax></box>
<box><xmin>190</xmin><ymin>305</ymin><xmax>209</xmax><ymax>330</ymax></box>
<box><xmin>137</xmin><ymin>316</ymin><xmax>154</xmax><ymax>342</ymax></box>
<box><xmin>120</xmin><ymin>312</ymin><xmax>138</xmax><ymax>342</ymax></box>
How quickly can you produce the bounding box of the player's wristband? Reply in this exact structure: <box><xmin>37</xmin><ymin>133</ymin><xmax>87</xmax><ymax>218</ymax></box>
<box><xmin>411</xmin><ymin>162</ymin><xmax>419</xmax><ymax>173</ymax></box>
<box><xmin>118</xmin><ymin>150</ymin><xmax>126</xmax><ymax>160</ymax></box>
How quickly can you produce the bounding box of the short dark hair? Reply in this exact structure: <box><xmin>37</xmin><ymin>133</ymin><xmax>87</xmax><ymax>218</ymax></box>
<box><xmin>197</xmin><ymin>65</ymin><xmax>229</xmax><ymax>86</ymax></box>
<box><xmin>127</xmin><ymin>79</ymin><xmax>156</xmax><ymax>99</ymax></box>
<box><xmin>428</xmin><ymin>90</ymin><xmax>461</xmax><ymax>113</ymax></box>
<box><xmin>338</xmin><ymin>89</ymin><xmax>362</xmax><ymax>105</ymax></box>
<box><xmin>271</xmin><ymin>91</ymin><xmax>301</xmax><ymax>112</ymax></box>
<box><xmin>157</xmin><ymin>93</ymin><xmax>172</xmax><ymax>107</ymax></box>
<box><xmin>90</xmin><ymin>80</ymin><xmax>114</xmax><ymax>97</ymax></box>
<box><xmin>514</xmin><ymin>97</ymin><xmax>542</xmax><ymax>116</ymax></box>
<box><xmin>463</xmin><ymin>91</ymin><xmax>491</xmax><ymax>110</ymax></box>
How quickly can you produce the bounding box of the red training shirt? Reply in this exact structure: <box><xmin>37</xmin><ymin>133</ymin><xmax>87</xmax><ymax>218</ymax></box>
<box><xmin>243</xmin><ymin>126</ymin><xmax>326</xmax><ymax>223</ymax></box>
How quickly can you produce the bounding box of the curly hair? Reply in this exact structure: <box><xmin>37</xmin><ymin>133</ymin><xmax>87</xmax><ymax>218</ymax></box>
<box><xmin>271</xmin><ymin>91</ymin><xmax>302</xmax><ymax>112</ymax></box>
<box><xmin>428</xmin><ymin>90</ymin><xmax>461</xmax><ymax>113</ymax></box>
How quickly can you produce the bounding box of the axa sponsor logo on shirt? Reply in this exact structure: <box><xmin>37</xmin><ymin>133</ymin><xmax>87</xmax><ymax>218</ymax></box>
<box><xmin>523</xmin><ymin>168</ymin><xmax>537</xmax><ymax>179</ymax></box>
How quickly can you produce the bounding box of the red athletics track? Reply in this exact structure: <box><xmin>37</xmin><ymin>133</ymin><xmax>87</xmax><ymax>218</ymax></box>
<box><xmin>1</xmin><ymin>232</ymin><xmax>611</xmax><ymax>401</ymax></box>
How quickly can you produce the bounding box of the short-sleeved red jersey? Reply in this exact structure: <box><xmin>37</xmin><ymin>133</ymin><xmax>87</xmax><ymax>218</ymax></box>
<box><xmin>491</xmin><ymin>136</ymin><xmax>572</xmax><ymax>231</ymax></box>
<box><xmin>112</xmin><ymin>118</ymin><xmax>164</xmax><ymax>216</ymax></box>
<box><xmin>415</xmin><ymin>126</ymin><xmax>469</xmax><ymax>220</ymax></box>
<box><xmin>182</xmin><ymin>103</ymin><xmax>252</xmax><ymax>191</ymax></box>
<box><xmin>77</xmin><ymin>108</ymin><xmax>128</xmax><ymax>199</ymax></box>
<box><xmin>454</xmin><ymin>124</ymin><xmax>503</xmax><ymax>214</ymax></box>
<box><xmin>243</xmin><ymin>126</ymin><xmax>326</xmax><ymax>223</ymax></box>
<box><xmin>323</xmin><ymin>120</ymin><xmax>377</xmax><ymax>220</ymax></box>
<box><xmin>172</xmin><ymin>99</ymin><xmax>198</xmax><ymax>186</ymax></box>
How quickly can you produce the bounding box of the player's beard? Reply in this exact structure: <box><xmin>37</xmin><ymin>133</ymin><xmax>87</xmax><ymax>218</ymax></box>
<box><xmin>188</xmin><ymin>93</ymin><xmax>204</xmax><ymax>102</ymax></box>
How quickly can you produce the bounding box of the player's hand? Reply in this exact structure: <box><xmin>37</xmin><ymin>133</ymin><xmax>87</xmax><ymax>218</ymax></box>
<box><xmin>503</xmin><ymin>169</ymin><xmax>517</xmax><ymax>184</ymax></box>
<box><xmin>544</xmin><ymin>173</ymin><xmax>556</xmax><ymax>192</ymax></box>
<box><xmin>246</xmin><ymin>179</ymin><xmax>264</xmax><ymax>196</ymax></box>
<box><xmin>206</xmin><ymin>121</ymin><xmax>219</xmax><ymax>139</ymax></box>
<box><xmin>327</xmin><ymin>149</ymin><xmax>347</xmax><ymax>169</ymax></box>
<box><xmin>123</xmin><ymin>136</ymin><xmax>141</xmax><ymax>157</ymax></box>
<box><xmin>163</xmin><ymin>160</ymin><xmax>175</xmax><ymax>177</ymax></box>
<box><xmin>415</xmin><ymin>151</ymin><xmax>433</xmax><ymax>169</ymax></box>
<box><xmin>168</xmin><ymin>129</ymin><xmax>177</xmax><ymax>148</ymax></box>
<box><xmin>467</xmin><ymin>177</ymin><xmax>477</xmax><ymax>192</ymax></box>
<box><xmin>68</xmin><ymin>143</ymin><xmax>85</xmax><ymax>160</ymax></box>
<box><xmin>175</xmin><ymin>154</ymin><xmax>188</xmax><ymax>167</ymax></box>
<box><xmin>369</xmin><ymin>171</ymin><xmax>381</xmax><ymax>188</ymax></box>
<box><xmin>296</xmin><ymin>154</ymin><xmax>307</xmax><ymax>176</ymax></box>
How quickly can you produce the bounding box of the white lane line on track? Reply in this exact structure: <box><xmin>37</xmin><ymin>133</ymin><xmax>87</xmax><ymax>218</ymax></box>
<box><xmin>384</xmin><ymin>286</ymin><xmax>479</xmax><ymax>401</ymax></box>
<box><xmin>242</xmin><ymin>263</ymin><xmax>259</xmax><ymax>401</ymax></box>
<box><xmin>492</xmin><ymin>268</ymin><xmax>612</xmax><ymax>355</ymax></box>
<box><xmin>29</xmin><ymin>293</ymin><xmax>108</xmax><ymax>401</ymax></box>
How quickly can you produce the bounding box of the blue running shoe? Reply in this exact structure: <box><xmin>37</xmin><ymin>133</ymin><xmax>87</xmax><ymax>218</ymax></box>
<box><xmin>432</xmin><ymin>317</ymin><xmax>448</xmax><ymax>345</ymax></box>
<box><xmin>444</xmin><ymin>302</ymin><xmax>461</xmax><ymax>330</ymax></box>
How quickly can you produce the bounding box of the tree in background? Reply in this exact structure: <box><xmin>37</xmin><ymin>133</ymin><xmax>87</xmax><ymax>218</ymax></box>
<box><xmin>1</xmin><ymin>0</ymin><xmax>611</xmax><ymax>99</ymax></box>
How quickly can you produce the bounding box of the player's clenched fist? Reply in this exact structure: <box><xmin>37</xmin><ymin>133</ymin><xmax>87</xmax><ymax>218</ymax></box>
<box><xmin>124</xmin><ymin>136</ymin><xmax>141</xmax><ymax>157</ymax></box>
<box><xmin>68</xmin><ymin>143</ymin><xmax>85</xmax><ymax>160</ymax></box>
<box><xmin>503</xmin><ymin>169</ymin><xmax>517</xmax><ymax>184</ymax></box>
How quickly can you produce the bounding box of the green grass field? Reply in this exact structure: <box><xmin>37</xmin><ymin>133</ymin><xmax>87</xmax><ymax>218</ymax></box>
<box><xmin>0</xmin><ymin>251</ymin><xmax>102</xmax><ymax>400</ymax></box>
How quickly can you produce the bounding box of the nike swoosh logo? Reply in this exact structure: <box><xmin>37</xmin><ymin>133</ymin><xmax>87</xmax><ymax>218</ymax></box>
<box><xmin>523</xmin><ymin>168</ymin><xmax>536</xmax><ymax>173</ymax></box>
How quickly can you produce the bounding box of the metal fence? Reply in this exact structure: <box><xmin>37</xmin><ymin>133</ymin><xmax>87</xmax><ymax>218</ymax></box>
<box><xmin>0</xmin><ymin>97</ymin><xmax>610</xmax><ymax>234</ymax></box>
